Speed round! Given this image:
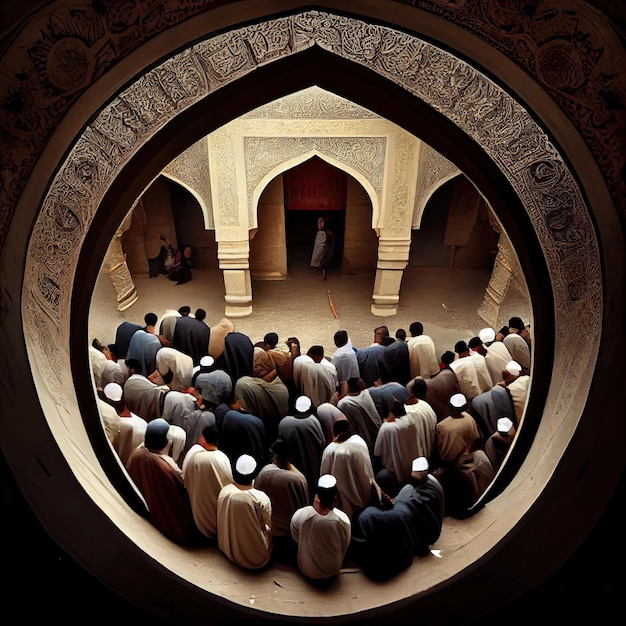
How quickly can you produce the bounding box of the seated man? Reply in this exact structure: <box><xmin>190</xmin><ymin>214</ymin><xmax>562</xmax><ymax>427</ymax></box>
<box><xmin>254</xmin><ymin>438</ymin><xmax>309</xmax><ymax>563</ymax></box>
<box><xmin>126</xmin><ymin>418</ymin><xmax>197</xmax><ymax>545</ymax></box>
<box><xmin>290</xmin><ymin>474</ymin><xmax>351</xmax><ymax>580</ymax></box>
<box><xmin>182</xmin><ymin>423</ymin><xmax>233</xmax><ymax>542</ymax></box>
<box><xmin>216</xmin><ymin>454</ymin><xmax>272</xmax><ymax>570</ymax></box>
<box><xmin>354</xmin><ymin>457</ymin><xmax>445</xmax><ymax>580</ymax></box>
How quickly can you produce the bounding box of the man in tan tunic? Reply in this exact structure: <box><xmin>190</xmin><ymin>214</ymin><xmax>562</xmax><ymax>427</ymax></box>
<box><xmin>182</xmin><ymin>423</ymin><xmax>233</xmax><ymax>542</ymax></box>
<box><xmin>216</xmin><ymin>454</ymin><xmax>272</xmax><ymax>570</ymax></box>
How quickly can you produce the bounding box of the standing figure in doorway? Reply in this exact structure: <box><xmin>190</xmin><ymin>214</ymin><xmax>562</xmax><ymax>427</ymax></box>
<box><xmin>310</xmin><ymin>217</ymin><xmax>335</xmax><ymax>280</ymax></box>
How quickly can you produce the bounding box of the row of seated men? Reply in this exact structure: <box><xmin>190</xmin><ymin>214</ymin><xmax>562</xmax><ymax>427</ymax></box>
<box><xmin>91</xmin><ymin>309</ymin><xmax>530</xmax><ymax>581</ymax></box>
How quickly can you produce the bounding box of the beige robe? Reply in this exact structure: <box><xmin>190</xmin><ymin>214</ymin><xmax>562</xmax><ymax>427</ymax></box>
<box><xmin>182</xmin><ymin>444</ymin><xmax>233</xmax><ymax>540</ymax></box>
<box><xmin>404</xmin><ymin>399</ymin><xmax>438</xmax><ymax>460</ymax></box>
<box><xmin>374</xmin><ymin>416</ymin><xmax>419</xmax><ymax>484</ymax></box>
<box><xmin>507</xmin><ymin>375</ymin><xmax>530</xmax><ymax>425</ymax></box>
<box><xmin>435</xmin><ymin>413</ymin><xmax>482</xmax><ymax>464</ymax></box>
<box><xmin>449</xmin><ymin>356</ymin><xmax>482</xmax><ymax>400</ymax></box>
<box><xmin>293</xmin><ymin>355</ymin><xmax>337</xmax><ymax>407</ymax></box>
<box><xmin>407</xmin><ymin>335</ymin><xmax>440</xmax><ymax>379</ymax></box>
<box><xmin>484</xmin><ymin>341</ymin><xmax>513</xmax><ymax>385</ymax></box>
<box><xmin>216</xmin><ymin>484</ymin><xmax>272</xmax><ymax>570</ymax></box>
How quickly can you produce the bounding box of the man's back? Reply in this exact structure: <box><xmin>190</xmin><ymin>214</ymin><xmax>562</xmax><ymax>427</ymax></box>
<box><xmin>216</xmin><ymin>483</ymin><xmax>272</xmax><ymax>570</ymax></box>
<box><xmin>290</xmin><ymin>505</ymin><xmax>351</xmax><ymax>579</ymax></box>
<box><xmin>254</xmin><ymin>463</ymin><xmax>309</xmax><ymax>537</ymax></box>
<box><xmin>182</xmin><ymin>444</ymin><xmax>233</xmax><ymax>540</ymax></box>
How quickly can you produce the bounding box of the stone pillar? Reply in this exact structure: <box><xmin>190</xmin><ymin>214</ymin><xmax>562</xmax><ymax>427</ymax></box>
<box><xmin>477</xmin><ymin>226</ymin><xmax>527</xmax><ymax>328</ymax></box>
<box><xmin>103</xmin><ymin>212</ymin><xmax>138</xmax><ymax>311</ymax></box>
<box><xmin>249</xmin><ymin>176</ymin><xmax>287</xmax><ymax>280</ymax></box>
<box><xmin>371</xmin><ymin>237</ymin><xmax>411</xmax><ymax>316</ymax></box>
<box><xmin>218</xmin><ymin>239</ymin><xmax>252</xmax><ymax>317</ymax></box>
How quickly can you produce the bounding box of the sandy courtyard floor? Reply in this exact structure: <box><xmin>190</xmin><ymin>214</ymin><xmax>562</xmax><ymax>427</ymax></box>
<box><xmin>89</xmin><ymin>265</ymin><xmax>531</xmax><ymax>358</ymax></box>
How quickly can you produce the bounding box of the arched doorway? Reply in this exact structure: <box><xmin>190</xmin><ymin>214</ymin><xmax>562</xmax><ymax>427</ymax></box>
<box><xmin>250</xmin><ymin>157</ymin><xmax>378</xmax><ymax>281</ymax></box>
<box><xmin>1</xmin><ymin>5</ymin><xmax>622</xmax><ymax>626</ymax></box>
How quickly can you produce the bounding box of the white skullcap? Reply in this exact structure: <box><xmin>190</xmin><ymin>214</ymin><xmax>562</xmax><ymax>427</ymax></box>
<box><xmin>200</xmin><ymin>355</ymin><xmax>214</xmax><ymax>367</ymax></box>
<box><xmin>497</xmin><ymin>417</ymin><xmax>514</xmax><ymax>433</ymax></box>
<box><xmin>506</xmin><ymin>360</ymin><xmax>522</xmax><ymax>375</ymax></box>
<box><xmin>479</xmin><ymin>327</ymin><xmax>496</xmax><ymax>343</ymax></box>
<box><xmin>318</xmin><ymin>474</ymin><xmax>337</xmax><ymax>489</ymax></box>
<box><xmin>412</xmin><ymin>457</ymin><xmax>429</xmax><ymax>472</ymax></box>
<box><xmin>295</xmin><ymin>395</ymin><xmax>312</xmax><ymax>413</ymax></box>
<box><xmin>235</xmin><ymin>454</ymin><xmax>257</xmax><ymax>476</ymax></box>
<box><xmin>103</xmin><ymin>382</ymin><xmax>123</xmax><ymax>402</ymax></box>
<box><xmin>450</xmin><ymin>393</ymin><xmax>467</xmax><ymax>409</ymax></box>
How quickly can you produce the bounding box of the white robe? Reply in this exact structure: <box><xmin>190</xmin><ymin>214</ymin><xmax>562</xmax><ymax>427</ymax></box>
<box><xmin>155</xmin><ymin>346</ymin><xmax>194</xmax><ymax>391</ymax></box>
<box><xmin>290</xmin><ymin>505</ymin><xmax>351</xmax><ymax>579</ymax></box>
<box><xmin>320</xmin><ymin>435</ymin><xmax>374</xmax><ymax>519</ymax></box>
<box><xmin>407</xmin><ymin>335</ymin><xmax>440</xmax><ymax>379</ymax></box>
<box><xmin>292</xmin><ymin>355</ymin><xmax>337</xmax><ymax>406</ymax></box>
<box><xmin>404</xmin><ymin>399</ymin><xmax>438</xmax><ymax>460</ymax></box>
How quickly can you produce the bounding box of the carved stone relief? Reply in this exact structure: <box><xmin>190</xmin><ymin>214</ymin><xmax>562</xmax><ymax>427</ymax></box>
<box><xmin>21</xmin><ymin>10</ymin><xmax>600</xmax><ymax>462</ymax></box>
<box><xmin>413</xmin><ymin>144</ymin><xmax>460</xmax><ymax>228</ymax></box>
<box><xmin>2</xmin><ymin>1</ymin><xmax>623</xmax><ymax>257</ymax></box>
<box><xmin>162</xmin><ymin>138</ymin><xmax>214</xmax><ymax>229</ymax></box>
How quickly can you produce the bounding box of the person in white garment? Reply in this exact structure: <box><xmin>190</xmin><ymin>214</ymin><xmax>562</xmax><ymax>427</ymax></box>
<box><xmin>290</xmin><ymin>473</ymin><xmax>351</xmax><ymax>580</ymax></box>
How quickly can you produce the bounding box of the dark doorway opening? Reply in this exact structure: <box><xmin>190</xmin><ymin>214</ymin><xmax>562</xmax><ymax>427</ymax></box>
<box><xmin>283</xmin><ymin>156</ymin><xmax>346</xmax><ymax>273</ymax></box>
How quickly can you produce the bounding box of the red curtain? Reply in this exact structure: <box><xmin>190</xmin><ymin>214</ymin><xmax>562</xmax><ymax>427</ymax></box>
<box><xmin>284</xmin><ymin>156</ymin><xmax>347</xmax><ymax>211</ymax></box>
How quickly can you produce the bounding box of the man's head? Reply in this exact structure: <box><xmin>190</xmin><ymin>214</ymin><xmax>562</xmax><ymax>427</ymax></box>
<box><xmin>454</xmin><ymin>340</ymin><xmax>469</xmax><ymax>356</ymax></box>
<box><xmin>270</xmin><ymin>438</ymin><xmax>293</xmax><ymax>468</ymax></box>
<box><xmin>449</xmin><ymin>393</ymin><xmax>468</xmax><ymax>415</ymax></box>
<box><xmin>233</xmin><ymin>453</ymin><xmax>257</xmax><ymax>485</ymax></box>
<box><xmin>389</xmin><ymin>399</ymin><xmax>406</xmax><ymax>418</ymax></box>
<box><xmin>334</xmin><ymin>330</ymin><xmax>349</xmax><ymax>348</ymax></box>
<box><xmin>294</xmin><ymin>395</ymin><xmax>313</xmax><ymax>416</ymax></box>
<box><xmin>144</xmin><ymin>312</ymin><xmax>158</xmax><ymax>327</ymax></box>
<box><xmin>263</xmin><ymin>332</ymin><xmax>279</xmax><ymax>349</ymax></box>
<box><xmin>316</xmin><ymin>474</ymin><xmax>338</xmax><ymax>509</ymax></box>
<box><xmin>178</xmin><ymin>306</ymin><xmax>191</xmax><ymax>316</ymax></box>
<box><xmin>508</xmin><ymin>317</ymin><xmax>525</xmax><ymax>333</ymax></box>
<box><xmin>200</xmin><ymin>423</ymin><xmax>219</xmax><ymax>448</ymax></box>
<box><xmin>346</xmin><ymin>377</ymin><xmax>365</xmax><ymax>394</ymax></box>
<box><xmin>144</xmin><ymin>418</ymin><xmax>171</xmax><ymax>453</ymax></box>
<box><xmin>194</xmin><ymin>308</ymin><xmax>207</xmax><ymax>322</ymax></box>
<box><xmin>411</xmin><ymin>377</ymin><xmax>428</xmax><ymax>400</ymax></box>
<box><xmin>503</xmin><ymin>360</ymin><xmax>522</xmax><ymax>384</ymax></box>
<box><xmin>469</xmin><ymin>336</ymin><xmax>487</xmax><ymax>355</ymax></box>
<box><xmin>195</xmin><ymin>369</ymin><xmax>233</xmax><ymax>407</ymax></box>
<box><xmin>409</xmin><ymin>321</ymin><xmax>424</xmax><ymax>337</ymax></box>
<box><xmin>125</xmin><ymin>358</ymin><xmax>142</xmax><ymax>375</ymax></box>
<box><xmin>441</xmin><ymin>351</ymin><xmax>456</xmax><ymax>367</ymax></box>
<box><xmin>103</xmin><ymin>382</ymin><xmax>124</xmax><ymax>412</ymax></box>
<box><xmin>479</xmin><ymin>327</ymin><xmax>496</xmax><ymax>344</ymax></box>
<box><xmin>410</xmin><ymin>456</ymin><xmax>429</xmax><ymax>482</ymax></box>
<box><xmin>307</xmin><ymin>345</ymin><xmax>325</xmax><ymax>363</ymax></box>
<box><xmin>395</xmin><ymin>328</ymin><xmax>407</xmax><ymax>341</ymax></box>
<box><xmin>373</xmin><ymin>325</ymin><xmax>389</xmax><ymax>344</ymax></box>
<box><xmin>332</xmin><ymin>419</ymin><xmax>351</xmax><ymax>441</ymax></box>
<box><xmin>497</xmin><ymin>417</ymin><xmax>514</xmax><ymax>435</ymax></box>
